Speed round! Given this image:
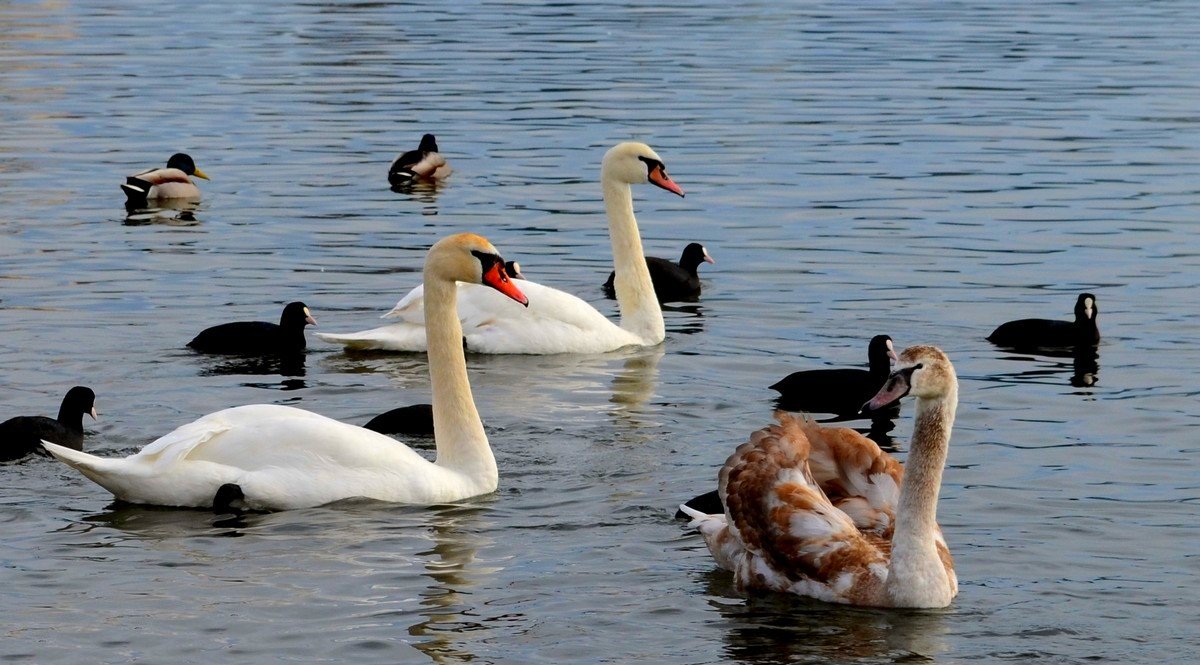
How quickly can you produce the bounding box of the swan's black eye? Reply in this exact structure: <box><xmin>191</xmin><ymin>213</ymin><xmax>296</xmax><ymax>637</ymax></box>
<box><xmin>913</xmin><ymin>363</ymin><xmax>923</xmax><ymax>370</ymax></box>
<box><xmin>637</xmin><ymin>155</ymin><xmax>664</xmax><ymax>175</ymax></box>
<box><xmin>470</xmin><ymin>249</ymin><xmax>503</xmax><ymax>272</ymax></box>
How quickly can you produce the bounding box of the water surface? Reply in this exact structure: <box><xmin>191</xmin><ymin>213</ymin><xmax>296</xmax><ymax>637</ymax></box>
<box><xmin>2</xmin><ymin>1</ymin><xmax>1198</xmax><ymax>662</ymax></box>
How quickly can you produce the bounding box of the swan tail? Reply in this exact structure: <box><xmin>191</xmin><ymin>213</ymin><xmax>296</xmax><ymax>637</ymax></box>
<box><xmin>679</xmin><ymin>503</ymin><xmax>727</xmax><ymax>537</ymax></box>
<box><xmin>42</xmin><ymin>441</ymin><xmax>139</xmax><ymax>498</ymax></box>
<box><xmin>315</xmin><ymin>326</ymin><xmax>427</xmax><ymax>352</ymax></box>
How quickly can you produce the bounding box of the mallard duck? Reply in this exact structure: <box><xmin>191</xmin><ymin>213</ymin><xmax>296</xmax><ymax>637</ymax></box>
<box><xmin>121</xmin><ymin>153</ymin><xmax>210</xmax><ymax>205</ymax></box>
<box><xmin>388</xmin><ymin>133</ymin><xmax>452</xmax><ymax>186</ymax></box>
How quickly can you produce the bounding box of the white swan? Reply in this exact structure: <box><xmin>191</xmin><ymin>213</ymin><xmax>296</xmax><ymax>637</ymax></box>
<box><xmin>315</xmin><ymin>141</ymin><xmax>684</xmax><ymax>354</ymax></box>
<box><xmin>681</xmin><ymin>346</ymin><xmax>959</xmax><ymax>608</ymax></box>
<box><xmin>43</xmin><ymin>233</ymin><xmax>529</xmax><ymax>510</ymax></box>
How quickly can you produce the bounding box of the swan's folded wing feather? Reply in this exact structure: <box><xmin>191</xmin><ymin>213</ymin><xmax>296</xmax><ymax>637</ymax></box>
<box><xmin>790</xmin><ymin>412</ymin><xmax>902</xmax><ymax>535</ymax></box>
<box><xmin>133</xmin><ymin>417</ymin><xmax>233</xmax><ymax>468</ymax></box>
<box><xmin>323</xmin><ymin>279</ymin><xmax>629</xmax><ymax>353</ymax></box>
<box><xmin>382</xmin><ymin>284</ymin><xmax>424</xmax><ymax>320</ymax></box>
<box><xmin>718</xmin><ymin>418</ymin><xmax>888</xmax><ymax>601</ymax></box>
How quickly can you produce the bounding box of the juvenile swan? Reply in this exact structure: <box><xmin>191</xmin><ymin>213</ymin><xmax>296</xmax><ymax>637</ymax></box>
<box><xmin>681</xmin><ymin>346</ymin><xmax>959</xmax><ymax>608</ymax></box>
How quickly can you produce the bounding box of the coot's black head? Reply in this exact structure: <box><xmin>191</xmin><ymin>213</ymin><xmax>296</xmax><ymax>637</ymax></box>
<box><xmin>1075</xmin><ymin>293</ymin><xmax>1097</xmax><ymax>322</ymax></box>
<box><xmin>166</xmin><ymin>153</ymin><xmax>199</xmax><ymax>175</ymax></box>
<box><xmin>61</xmin><ymin>386</ymin><xmax>98</xmax><ymax>421</ymax></box>
<box><xmin>679</xmin><ymin>243</ymin><xmax>715</xmax><ymax>270</ymax></box>
<box><xmin>867</xmin><ymin>335</ymin><xmax>898</xmax><ymax>372</ymax></box>
<box><xmin>418</xmin><ymin>134</ymin><xmax>439</xmax><ymax>153</ymax></box>
<box><xmin>504</xmin><ymin>260</ymin><xmax>525</xmax><ymax>280</ymax></box>
<box><xmin>281</xmin><ymin>302</ymin><xmax>317</xmax><ymax>328</ymax></box>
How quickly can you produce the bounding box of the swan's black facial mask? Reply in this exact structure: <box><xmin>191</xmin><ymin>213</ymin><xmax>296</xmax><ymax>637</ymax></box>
<box><xmin>471</xmin><ymin>250</ymin><xmax>529</xmax><ymax>306</ymax></box>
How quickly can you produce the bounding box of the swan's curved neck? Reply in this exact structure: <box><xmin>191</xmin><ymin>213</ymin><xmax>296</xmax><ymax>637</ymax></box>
<box><xmin>887</xmin><ymin>386</ymin><xmax>956</xmax><ymax>604</ymax></box>
<box><xmin>603</xmin><ymin>177</ymin><xmax>664</xmax><ymax>344</ymax></box>
<box><xmin>424</xmin><ymin>274</ymin><xmax>496</xmax><ymax>480</ymax></box>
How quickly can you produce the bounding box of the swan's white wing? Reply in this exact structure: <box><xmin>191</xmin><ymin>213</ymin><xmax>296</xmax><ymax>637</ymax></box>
<box><xmin>319</xmin><ymin>280</ymin><xmax>640</xmax><ymax>354</ymax></box>
<box><xmin>382</xmin><ymin>283</ymin><xmax>425</xmax><ymax>320</ymax></box>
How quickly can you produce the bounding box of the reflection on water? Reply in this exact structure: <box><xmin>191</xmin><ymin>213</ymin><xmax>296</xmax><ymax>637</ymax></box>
<box><xmin>609</xmin><ymin>345</ymin><xmax>663</xmax><ymax>412</ymax></box>
<box><xmin>124</xmin><ymin>199</ymin><xmax>203</xmax><ymax>225</ymax></box>
<box><xmin>195</xmin><ymin>351</ymin><xmax>308</xmax><ymax>378</ymax></box>
<box><xmin>391</xmin><ymin>179</ymin><xmax>445</xmax><ymax>216</ymax></box>
<box><xmin>663</xmin><ymin>303</ymin><xmax>706</xmax><ymax>335</ymax></box>
<box><xmin>703</xmin><ymin>569</ymin><xmax>950</xmax><ymax>664</ymax></box>
<box><xmin>3</xmin><ymin>0</ymin><xmax>1199</xmax><ymax>661</ymax></box>
<box><xmin>986</xmin><ymin>345</ymin><xmax>1101</xmax><ymax>391</ymax></box>
<box><xmin>409</xmin><ymin>504</ymin><xmax>494</xmax><ymax>665</ymax></box>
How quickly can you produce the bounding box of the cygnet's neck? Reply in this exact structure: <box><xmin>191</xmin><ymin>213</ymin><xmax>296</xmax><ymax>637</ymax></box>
<box><xmin>886</xmin><ymin>386</ymin><xmax>956</xmax><ymax>606</ymax></box>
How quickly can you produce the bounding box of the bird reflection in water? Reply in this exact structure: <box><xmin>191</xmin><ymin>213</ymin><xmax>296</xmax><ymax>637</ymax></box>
<box><xmin>663</xmin><ymin>303</ymin><xmax>706</xmax><ymax>336</ymax></box>
<box><xmin>699</xmin><ymin>570</ymin><xmax>951</xmax><ymax>665</ymax></box>
<box><xmin>123</xmin><ymin>199</ymin><xmax>202</xmax><ymax>226</ymax></box>
<box><xmin>991</xmin><ymin>344</ymin><xmax>1101</xmax><ymax>390</ymax></box>
<box><xmin>390</xmin><ymin>178</ymin><xmax>443</xmax><ymax>217</ymax></box>
<box><xmin>408</xmin><ymin>503</ymin><xmax>497</xmax><ymax>665</ymax></box>
<box><xmin>196</xmin><ymin>351</ymin><xmax>307</xmax><ymax>389</ymax></box>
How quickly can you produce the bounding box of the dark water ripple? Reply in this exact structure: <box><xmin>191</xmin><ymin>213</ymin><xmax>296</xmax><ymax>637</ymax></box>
<box><xmin>3</xmin><ymin>0</ymin><xmax>1199</xmax><ymax>662</ymax></box>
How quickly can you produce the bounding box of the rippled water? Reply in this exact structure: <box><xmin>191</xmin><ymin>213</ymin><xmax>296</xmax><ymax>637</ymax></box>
<box><xmin>3</xmin><ymin>1</ymin><xmax>1199</xmax><ymax>662</ymax></box>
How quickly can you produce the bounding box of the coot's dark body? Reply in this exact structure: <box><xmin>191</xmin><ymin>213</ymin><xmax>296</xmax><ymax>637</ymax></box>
<box><xmin>988</xmin><ymin>293</ymin><xmax>1099</xmax><ymax>349</ymax></box>
<box><xmin>0</xmin><ymin>386</ymin><xmax>97</xmax><ymax>462</ymax></box>
<box><xmin>188</xmin><ymin>302</ymin><xmax>315</xmax><ymax>354</ymax></box>
<box><xmin>363</xmin><ymin>404</ymin><xmax>435</xmax><ymax>437</ymax></box>
<box><xmin>604</xmin><ymin>243</ymin><xmax>714</xmax><ymax>303</ymax></box>
<box><xmin>770</xmin><ymin>335</ymin><xmax>897</xmax><ymax>416</ymax></box>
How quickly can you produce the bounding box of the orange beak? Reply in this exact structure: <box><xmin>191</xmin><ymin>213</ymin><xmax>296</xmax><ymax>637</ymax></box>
<box><xmin>483</xmin><ymin>262</ymin><xmax>529</xmax><ymax>307</ymax></box>
<box><xmin>648</xmin><ymin>164</ymin><xmax>685</xmax><ymax>197</ymax></box>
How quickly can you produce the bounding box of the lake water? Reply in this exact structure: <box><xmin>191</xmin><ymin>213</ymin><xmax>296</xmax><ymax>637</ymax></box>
<box><xmin>2</xmin><ymin>0</ymin><xmax>1198</xmax><ymax>662</ymax></box>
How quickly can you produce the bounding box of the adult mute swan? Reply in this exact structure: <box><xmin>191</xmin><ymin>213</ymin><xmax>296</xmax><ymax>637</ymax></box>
<box><xmin>316</xmin><ymin>141</ymin><xmax>684</xmax><ymax>354</ymax></box>
<box><xmin>681</xmin><ymin>346</ymin><xmax>959</xmax><ymax>608</ymax></box>
<box><xmin>43</xmin><ymin>234</ymin><xmax>528</xmax><ymax>510</ymax></box>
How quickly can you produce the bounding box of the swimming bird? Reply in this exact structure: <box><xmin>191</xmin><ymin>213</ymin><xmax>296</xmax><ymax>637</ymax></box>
<box><xmin>43</xmin><ymin>234</ymin><xmax>528</xmax><ymax>510</ymax></box>
<box><xmin>121</xmin><ymin>153</ymin><xmax>210</xmax><ymax>206</ymax></box>
<box><xmin>361</xmin><ymin>262</ymin><xmax>525</xmax><ymax>436</ymax></box>
<box><xmin>681</xmin><ymin>346</ymin><xmax>959</xmax><ymax>608</ymax></box>
<box><xmin>318</xmin><ymin>141</ymin><xmax>684</xmax><ymax>354</ymax></box>
<box><xmin>987</xmin><ymin>293</ymin><xmax>1099</xmax><ymax>349</ymax></box>
<box><xmin>363</xmin><ymin>404</ymin><xmax>435</xmax><ymax>437</ymax></box>
<box><xmin>770</xmin><ymin>335</ymin><xmax>897</xmax><ymax>415</ymax></box>
<box><xmin>0</xmin><ymin>387</ymin><xmax>97</xmax><ymax>462</ymax></box>
<box><xmin>388</xmin><ymin>133</ymin><xmax>452</xmax><ymax>186</ymax></box>
<box><xmin>187</xmin><ymin>302</ymin><xmax>317</xmax><ymax>354</ymax></box>
<box><xmin>603</xmin><ymin>242</ymin><xmax>714</xmax><ymax>303</ymax></box>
